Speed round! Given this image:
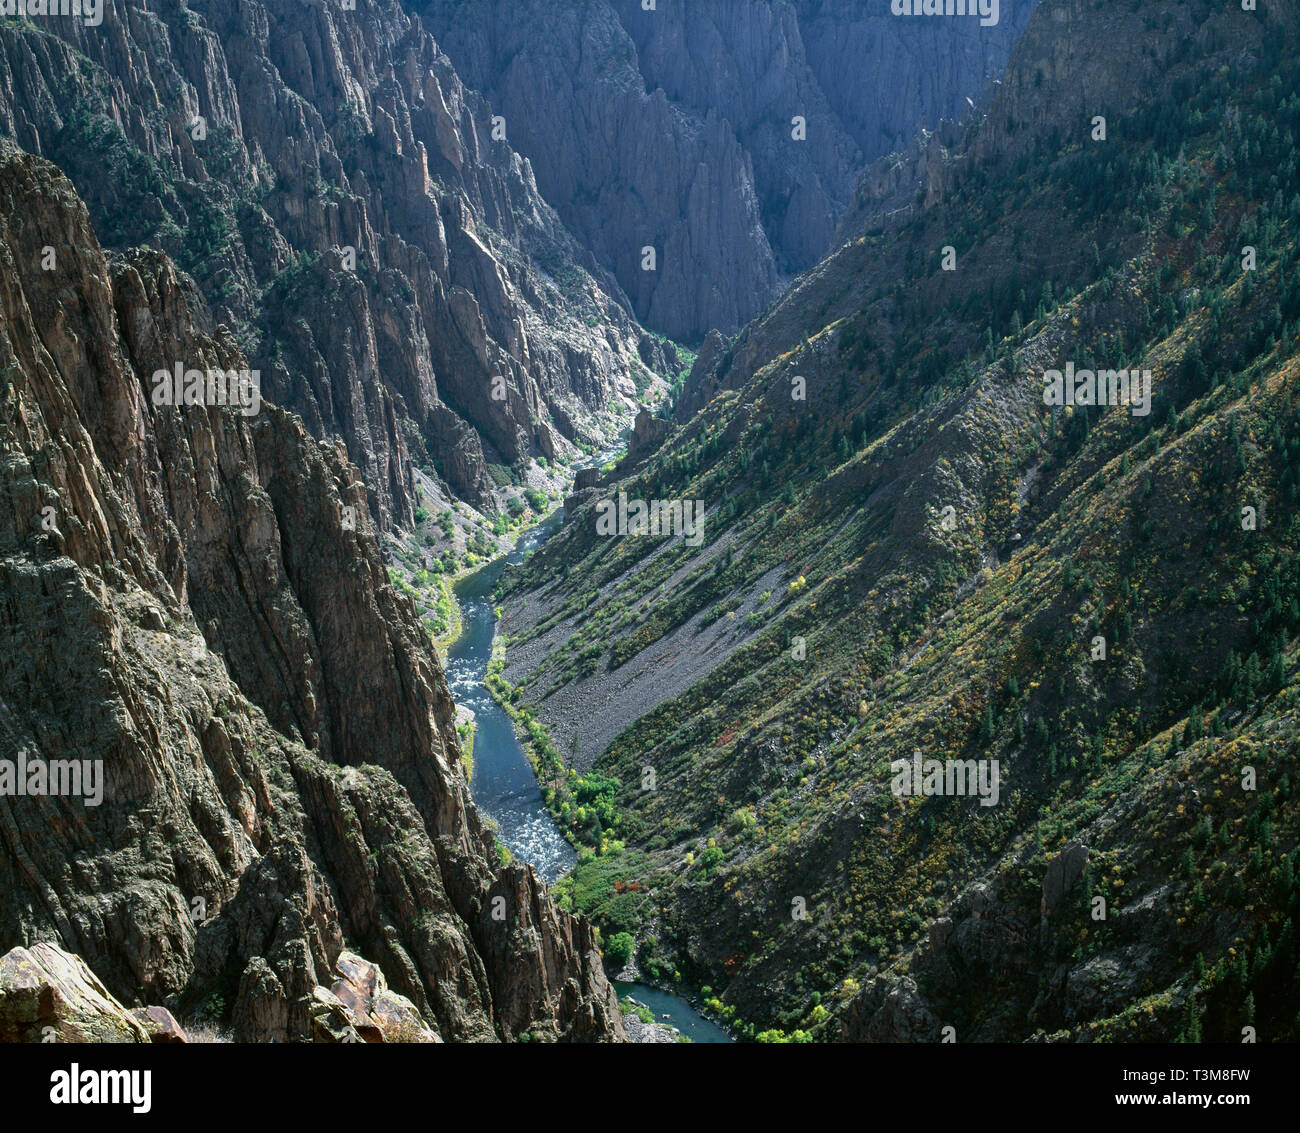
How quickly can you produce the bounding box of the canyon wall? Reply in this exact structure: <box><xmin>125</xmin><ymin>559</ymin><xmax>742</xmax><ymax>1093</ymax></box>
<box><xmin>0</xmin><ymin>142</ymin><xmax>623</xmax><ymax>1041</ymax></box>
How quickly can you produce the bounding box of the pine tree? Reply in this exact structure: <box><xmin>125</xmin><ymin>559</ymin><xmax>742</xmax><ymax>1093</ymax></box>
<box><xmin>1268</xmin><ymin>651</ymin><xmax>1285</xmax><ymax>692</ymax></box>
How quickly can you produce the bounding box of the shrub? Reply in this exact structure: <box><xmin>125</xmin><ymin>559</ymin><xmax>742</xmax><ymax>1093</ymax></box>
<box><xmin>605</xmin><ymin>932</ymin><xmax>635</xmax><ymax>968</ymax></box>
<box><xmin>524</xmin><ymin>487</ymin><xmax>548</xmax><ymax>512</ymax></box>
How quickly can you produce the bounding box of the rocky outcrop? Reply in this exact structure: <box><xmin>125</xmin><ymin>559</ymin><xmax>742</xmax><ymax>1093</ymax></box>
<box><xmin>0</xmin><ymin>944</ymin><xmax>151</xmax><ymax>1044</ymax></box>
<box><xmin>673</xmin><ymin>329</ymin><xmax>731</xmax><ymax>422</ymax></box>
<box><xmin>310</xmin><ymin>953</ymin><xmax>445</xmax><ymax>1044</ymax></box>
<box><xmin>840</xmin><ymin>976</ymin><xmax>942</xmax><ymax>1044</ymax></box>
<box><xmin>626</xmin><ymin>407</ymin><xmax>672</xmax><ymax>463</ymax></box>
<box><xmin>0</xmin><ymin>144</ymin><xmax>623</xmax><ymax>1042</ymax></box>
<box><xmin>1041</xmin><ymin>841</ymin><xmax>1089</xmax><ymax>919</ymax></box>
<box><xmin>0</xmin><ymin>0</ymin><xmax>661</xmax><ymax>528</ymax></box>
<box><xmin>329</xmin><ymin>951</ymin><xmax>439</xmax><ymax>1043</ymax></box>
<box><xmin>831</xmin><ymin>120</ymin><xmax>968</xmax><ymax>247</ymax></box>
<box><xmin>842</xmin><ymin>882</ymin><xmax>1031</xmax><ymax>1042</ymax></box>
<box><xmin>420</xmin><ymin>0</ymin><xmax>1035</xmax><ymax>340</ymax></box>
<box><xmin>573</xmin><ymin>468</ymin><xmax>602</xmax><ymax>494</ymax></box>
<box><xmin>0</xmin><ymin>941</ymin><xmax>450</xmax><ymax>1044</ymax></box>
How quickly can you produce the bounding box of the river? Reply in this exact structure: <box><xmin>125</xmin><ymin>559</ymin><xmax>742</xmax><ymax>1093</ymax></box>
<box><xmin>446</xmin><ymin>511</ymin><xmax>575</xmax><ymax>881</ymax></box>
<box><xmin>445</xmin><ymin>508</ymin><xmax>733</xmax><ymax>1042</ymax></box>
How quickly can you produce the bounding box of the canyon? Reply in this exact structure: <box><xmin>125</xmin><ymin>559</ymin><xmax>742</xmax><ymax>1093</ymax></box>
<box><xmin>3</xmin><ymin>0</ymin><xmax>1294</xmax><ymax>1050</ymax></box>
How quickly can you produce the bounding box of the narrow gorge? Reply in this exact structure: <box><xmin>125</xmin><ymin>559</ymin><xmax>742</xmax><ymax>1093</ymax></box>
<box><xmin>2</xmin><ymin>0</ymin><xmax>1297</xmax><ymax>1075</ymax></box>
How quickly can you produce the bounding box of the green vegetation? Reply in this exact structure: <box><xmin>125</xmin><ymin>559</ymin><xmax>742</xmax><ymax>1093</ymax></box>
<box><xmin>496</xmin><ymin>7</ymin><xmax>1300</xmax><ymax>1042</ymax></box>
<box><xmin>388</xmin><ymin>543</ymin><xmax>460</xmax><ymax>652</ymax></box>
<box><xmin>457</xmin><ymin>719</ymin><xmax>475</xmax><ymax>782</ymax></box>
<box><xmin>604</xmin><ymin>932</ymin><xmax>635</xmax><ymax>968</ymax></box>
<box><xmin>620</xmin><ymin>995</ymin><xmax>655</xmax><ymax>1024</ymax></box>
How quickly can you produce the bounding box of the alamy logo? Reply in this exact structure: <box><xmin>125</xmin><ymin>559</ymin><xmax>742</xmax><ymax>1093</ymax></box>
<box><xmin>0</xmin><ymin>750</ymin><xmax>103</xmax><ymax>806</ymax></box>
<box><xmin>50</xmin><ymin>1065</ymin><xmax>151</xmax><ymax>1114</ymax></box>
<box><xmin>891</xmin><ymin>751</ymin><xmax>1001</xmax><ymax>807</ymax></box>
<box><xmin>151</xmin><ymin>362</ymin><xmax>261</xmax><ymax>417</ymax></box>
<box><xmin>0</xmin><ymin>0</ymin><xmax>103</xmax><ymax>26</ymax></box>
<box><xmin>891</xmin><ymin>0</ymin><xmax>999</xmax><ymax>28</ymax></box>
<box><xmin>595</xmin><ymin>491</ymin><xmax>705</xmax><ymax>547</ymax></box>
<box><xmin>1043</xmin><ymin>362</ymin><xmax>1152</xmax><ymax>417</ymax></box>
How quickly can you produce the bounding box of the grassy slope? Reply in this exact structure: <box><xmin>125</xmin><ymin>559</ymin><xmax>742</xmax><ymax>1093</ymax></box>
<box><xmin>500</xmin><ymin>0</ymin><xmax>1300</xmax><ymax>1041</ymax></box>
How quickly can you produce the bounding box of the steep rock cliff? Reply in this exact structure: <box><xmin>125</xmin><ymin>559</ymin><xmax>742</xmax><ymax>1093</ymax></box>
<box><xmin>419</xmin><ymin>0</ymin><xmax>1035</xmax><ymax>341</ymax></box>
<box><xmin>0</xmin><ymin>0</ymin><xmax>661</xmax><ymax>528</ymax></box>
<box><xmin>0</xmin><ymin>143</ymin><xmax>623</xmax><ymax>1042</ymax></box>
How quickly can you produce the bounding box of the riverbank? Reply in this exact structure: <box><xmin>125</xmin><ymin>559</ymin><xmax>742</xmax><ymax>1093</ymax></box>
<box><xmin>429</xmin><ymin>574</ymin><xmax>463</xmax><ymax>659</ymax></box>
<box><xmin>483</xmin><ymin>543</ymin><xmax>738</xmax><ymax>1043</ymax></box>
<box><xmin>443</xmin><ymin>507</ymin><xmax>733</xmax><ymax>1042</ymax></box>
<box><xmin>615</xmin><ymin>982</ymin><xmax>732</xmax><ymax>1044</ymax></box>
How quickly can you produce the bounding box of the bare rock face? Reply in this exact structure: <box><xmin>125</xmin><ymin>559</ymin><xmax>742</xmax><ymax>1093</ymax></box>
<box><xmin>626</xmin><ymin>407</ymin><xmax>672</xmax><ymax>462</ymax></box>
<box><xmin>418</xmin><ymin>0</ymin><xmax>771</xmax><ymax>343</ymax></box>
<box><xmin>0</xmin><ymin>0</ymin><xmax>659</xmax><ymax>529</ymax></box>
<box><xmin>791</xmin><ymin>0</ymin><xmax>1039</xmax><ymax>168</ymax></box>
<box><xmin>0</xmin><ymin>144</ymin><xmax>623</xmax><ymax>1043</ymax></box>
<box><xmin>232</xmin><ymin>959</ymin><xmax>290</xmax><ymax>1044</ymax></box>
<box><xmin>419</xmin><ymin>0</ymin><xmax>1035</xmax><ymax>341</ymax></box>
<box><xmin>573</xmin><ymin>468</ymin><xmax>602</xmax><ymax>493</ymax></box>
<box><xmin>1041</xmin><ymin>841</ymin><xmax>1089</xmax><ymax>919</ymax></box>
<box><xmin>0</xmin><ymin>944</ymin><xmax>151</xmax><ymax>1044</ymax></box>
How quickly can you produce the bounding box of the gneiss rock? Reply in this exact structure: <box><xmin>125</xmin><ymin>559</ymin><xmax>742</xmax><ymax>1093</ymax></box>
<box><xmin>0</xmin><ymin>144</ymin><xmax>624</xmax><ymax>1043</ymax></box>
<box><xmin>309</xmin><ymin>986</ymin><xmax>369</xmax><ymax>1045</ymax></box>
<box><xmin>0</xmin><ymin>0</ymin><xmax>659</xmax><ymax>527</ymax></box>
<box><xmin>0</xmin><ymin>944</ymin><xmax>150</xmax><ymax>1044</ymax></box>
<box><xmin>421</xmin><ymin>0</ymin><xmax>1035</xmax><ymax>341</ymax></box>
<box><xmin>232</xmin><ymin>959</ymin><xmax>291</xmax><ymax>1045</ymax></box>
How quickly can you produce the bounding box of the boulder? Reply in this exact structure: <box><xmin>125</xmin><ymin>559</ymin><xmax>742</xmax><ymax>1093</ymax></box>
<box><xmin>130</xmin><ymin>1006</ymin><xmax>188</xmax><ymax>1043</ymax></box>
<box><xmin>329</xmin><ymin>951</ymin><xmax>441</xmax><ymax>1044</ymax></box>
<box><xmin>0</xmin><ymin>943</ymin><xmax>150</xmax><ymax>1043</ymax></box>
<box><xmin>309</xmin><ymin>987</ymin><xmax>366</xmax><ymax>1044</ymax></box>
